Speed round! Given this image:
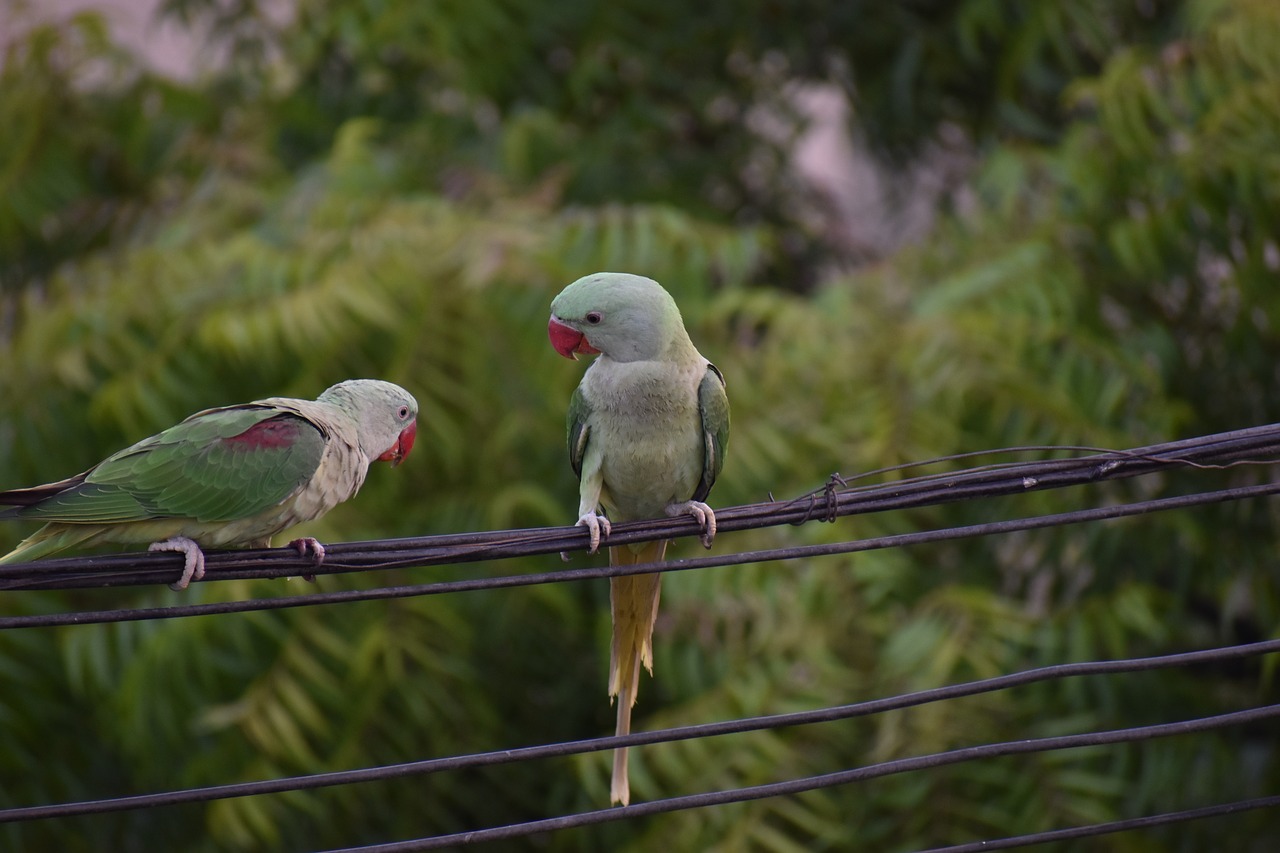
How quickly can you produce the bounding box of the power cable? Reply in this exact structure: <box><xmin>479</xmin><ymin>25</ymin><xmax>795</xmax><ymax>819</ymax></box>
<box><xmin>3</xmin><ymin>638</ymin><xmax>1276</xmax><ymax>824</ymax></box>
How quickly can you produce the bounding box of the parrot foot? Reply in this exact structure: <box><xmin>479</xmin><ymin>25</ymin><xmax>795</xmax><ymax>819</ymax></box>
<box><xmin>666</xmin><ymin>500</ymin><xmax>717</xmax><ymax>548</ymax></box>
<box><xmin>288</xmin><ymin>537</ymin><xmax>326</xmax><ymax>582</ymax></box>
<box><xmin>575</xmin><ymin>511</ymin><xmax>612</xmax><ymax>555</ymax></box>
<box><xmin>150</xmin><ymin>537</ymin><xmax>206</xmax><ymax>590</ymax></box>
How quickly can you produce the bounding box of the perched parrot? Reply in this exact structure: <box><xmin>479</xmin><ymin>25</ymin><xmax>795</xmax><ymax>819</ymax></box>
<box><xmin>549</xmin><ymin>271</ymin><xmax>729</xmax><ymax>806</ymax></box>
<box><xmin>0</xmin><ymin>379</ymin><xmax>418</xmax><ymax>589</ymax></box>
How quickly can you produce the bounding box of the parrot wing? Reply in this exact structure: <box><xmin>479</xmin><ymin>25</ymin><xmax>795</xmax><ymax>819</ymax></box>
<box><xmin>567</xmin><ymin>383</ymin><xmax>593</xmax><ymax>480</ymax></box>
<box><xmin>692</xmin><ymin>363</ymin><xmax>729</xmax><ymax>503</ymax></box>
<box><xmin>3</xmin><ymin>405</ymin><xmax>327</xmax><ymax>524</ymax></box>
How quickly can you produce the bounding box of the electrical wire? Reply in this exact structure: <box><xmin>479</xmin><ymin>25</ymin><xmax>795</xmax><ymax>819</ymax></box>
<box><xmin>2</xmin><ymin>480</ymin><xmax>1278</xmax><ymax>629</ymax></box>
<box><xmin>319</xmin><ymin>705</ymin><xmax>1280</xmax><ymax>852</ymax></box>
<box><xmin>3</xmin><ymin>638</ymin><xmax>1277</xmax><ymax>825</ymax></box>
<box><xmin>2</xmin><ymin>423</ymin><xmax>1279</xmax><ymax>592</ymax></box>
<box><xmin>3</xmin><ymin>424</ymin><xmax>1279</xmax><ymax>849</ymax></box>
<box><xmin>918</xmin><ymin>795</ymin><xmax>1280</xmax><ymax>852</ymax></box>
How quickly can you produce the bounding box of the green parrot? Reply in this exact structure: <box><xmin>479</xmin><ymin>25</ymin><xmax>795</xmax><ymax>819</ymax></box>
<box><xmin>549</xmin><ymin>272</ymin><xmax>729</xmax><ymax>806</ymax></box>
<box><xmin>0</xmin><ymin>379</ymin><xmax>418</xmax><ymax>589</ymax></box>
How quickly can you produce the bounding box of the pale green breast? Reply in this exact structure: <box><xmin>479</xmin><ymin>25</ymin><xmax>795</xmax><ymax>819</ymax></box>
<box><xmin>581</xmin><ymin>358</ymin><xmax>707</xmax><ymax>522</ymax></box>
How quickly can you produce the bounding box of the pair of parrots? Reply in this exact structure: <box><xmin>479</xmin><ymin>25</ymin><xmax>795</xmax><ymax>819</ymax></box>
<box><xmin>0</xmin><ymin>272</ymin><xmax>728</xmax><ymax>807</ymax></box>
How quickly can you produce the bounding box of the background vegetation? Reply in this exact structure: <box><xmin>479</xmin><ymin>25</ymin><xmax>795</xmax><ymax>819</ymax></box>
<box><xmin>2</xmin><ymin>0</ymin><xmax>1278</xmax><ymax>848</ymax></box>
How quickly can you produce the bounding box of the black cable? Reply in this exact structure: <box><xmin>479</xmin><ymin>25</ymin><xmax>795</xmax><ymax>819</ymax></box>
<box><xmin>4</xmin><ymin>637</ymin><xmax>1277</xmax><ymax>823</ymax></box>
<box><xmin>2</xmin><ymin>425</ymin><xmax>1279</xmax><ymax>591</ymax></box>
<box><xmin>4</xmin><ymin>479</ymin><xmax>1278</xmax><ymax>629</ymax></box>
<box><xmin>2</xmin><ymin>426</ymin><xmax>1278</xmax><ymax>848</ymax></box>
<box><xmin>918</xmin><ymin>795</ymin><xmax>1280</xmax><ymax>852</ymax></box>
<box><xmin>320</xmin><ymin>705</ymin><xmax>1280</xmax><ymax>851</ymax></box>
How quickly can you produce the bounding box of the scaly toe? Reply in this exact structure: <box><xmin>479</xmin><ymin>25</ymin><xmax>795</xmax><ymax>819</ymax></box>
<box><xmin>290</xmin><ymin>537</ymin><xmax>326</xmax><ymax>562</ymax></box>
<box><xmin>288</xmin><ymin>538</ymin><xmax>325</xmax><ymax>582</ymax></box>
<box><xmin>151</xmin><ymin>537</ymin><xmax>205</xmax><ymax>590</ymax></box>
<box><xmin>666</xmin><ymin>500</ymin><xmax>717</xmax><ymax>548</ymax></box>
<box><xmin>575</xmin><ymin>513</ymin><xmax>611</xmax><ymax>554</ymax></box>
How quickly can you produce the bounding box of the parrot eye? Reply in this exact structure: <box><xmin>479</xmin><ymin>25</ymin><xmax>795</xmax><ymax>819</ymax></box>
<box><xmin>397</xmin><ymin>406</ymin><xmax>410</xmax><ymax>420</ymax></box>
<box><xmin>585</xmin><ymin>312</ymin><xmax>603</xmax><ymax>325</ymax></box>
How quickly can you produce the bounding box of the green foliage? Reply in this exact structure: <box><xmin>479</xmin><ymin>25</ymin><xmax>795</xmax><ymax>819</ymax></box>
<box><xmin>150</xmin><ymin>0</ymin><xmax>1189</xmax><ymax>281</ymax></box>
<box><xmin>0</xmin><ymin>3</ymin><xmax>219</xmax><ymax>292</ymax></box>
<box><xmin>3</xmin><ymin>0</ymin><xmax>1280</xmax><ymax>850</ymax></box>
<box><xmin>1059</xmin><ymin>0</ymin><xmax>1280</xmax><ymax>433</ymax></box>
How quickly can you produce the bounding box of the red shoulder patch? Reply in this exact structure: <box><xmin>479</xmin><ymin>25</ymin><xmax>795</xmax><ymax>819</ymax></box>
<box><xmin>223</xmin><ymin>417</ymin><xmax>304</xmax><ymax>450</ymax></box>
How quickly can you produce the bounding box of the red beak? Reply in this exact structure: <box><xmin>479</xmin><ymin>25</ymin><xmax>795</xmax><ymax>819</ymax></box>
<box><xmin>379</xmin><ymin>420</ymin><xmax>417</xmax><ymax>466</ymax></box>
<box><xmin>547</xmin><ymin>317</ymin><xmax>591</xmax><ymax>361</ymax></box>
<box><xmin>548</xmin><ymin>316</ymin><xmax>601</xmax><ymax>360</ymax></box>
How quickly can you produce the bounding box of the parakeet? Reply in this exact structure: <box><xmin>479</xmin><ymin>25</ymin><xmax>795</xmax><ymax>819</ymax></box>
<box><xmin>549</xmin><ymin>272</ymin><xmax>729</xmax><ymax>806</ymax></box>
<box><xmin>0</xmin><ymin>379</ymin><xmax>418</xmax><ymax>589</ymax></box>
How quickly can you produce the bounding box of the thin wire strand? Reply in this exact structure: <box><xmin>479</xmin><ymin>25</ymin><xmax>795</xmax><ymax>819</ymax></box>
<box><xmin>813</xmin><ymin>441</ymin><xmax>1280</xmax><ymax>495</ymax></box>
<box><xmin>918</xmin><ymin>795</ymin><xmax>1280</xmax><ymax>853</ymax></box>
<box><xmin>4</xmin><ymin>637</ymin><xmax>1277</xmax><ymax>824</ymax></box>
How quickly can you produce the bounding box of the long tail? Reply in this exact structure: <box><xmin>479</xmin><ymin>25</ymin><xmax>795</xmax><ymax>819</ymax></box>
<box><xmin>0</xmin><ymin>473</ymin><xmax>89</xmax><ymax>509</ymax></box>
<box><xmin>608</xmin><ymin>538</ymin><xmax>667</xmax><ymax>807</ymax></box>
<box><xmin>0</xmin><ymin>524</ymin><xmax>98</xmax><ymax>565</ymax></box>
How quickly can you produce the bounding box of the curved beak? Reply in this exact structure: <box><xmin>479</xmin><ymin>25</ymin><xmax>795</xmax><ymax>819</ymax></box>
<box><xmin>379</xmin><ymin>420</ymin><xmax>417</xmax><ymax>466</ymax></box>
<box><xmin>548</xmin><ymin>315</ymin><xmax>601</xmax><ymax>360</ymax></box>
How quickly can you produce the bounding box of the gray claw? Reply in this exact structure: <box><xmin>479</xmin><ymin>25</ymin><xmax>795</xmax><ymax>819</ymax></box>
<box><xmin>150</xmin><ymin>537</ymin><xmax>206</xmax><ymax>590</ymax></box>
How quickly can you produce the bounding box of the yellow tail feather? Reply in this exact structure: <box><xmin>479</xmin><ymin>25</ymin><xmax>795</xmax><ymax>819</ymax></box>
<box><xmin>608</xmin><ymin>538</ymin><xmax>667</xmax><ymax>806</ymax></box>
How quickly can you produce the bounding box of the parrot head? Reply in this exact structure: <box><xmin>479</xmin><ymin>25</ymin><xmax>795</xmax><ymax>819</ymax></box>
<box><xmin>319</xmin><ymin>380</ymin><xmax>419</xmax><ymax>467</ymax></box>
<box><xmin>548</xmin><ymin>272</ymin><xmax>686</xmax><ymax>363</ymax></box>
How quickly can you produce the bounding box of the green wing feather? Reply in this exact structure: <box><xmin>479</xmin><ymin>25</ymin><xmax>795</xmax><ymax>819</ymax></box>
<box><xmin>8</xmin><ymin>406</ymin><xmax>327</xmax><ymax>524</ymax></box>
<box><xmin>567</xmin><ymin>384</ymin><xmax>593</xmax><ymax>480</ymax></box>
<box><xmin>693</xmin><ymin>363</ymin><xmax>729</xmax><ymax>502</ymax></box>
